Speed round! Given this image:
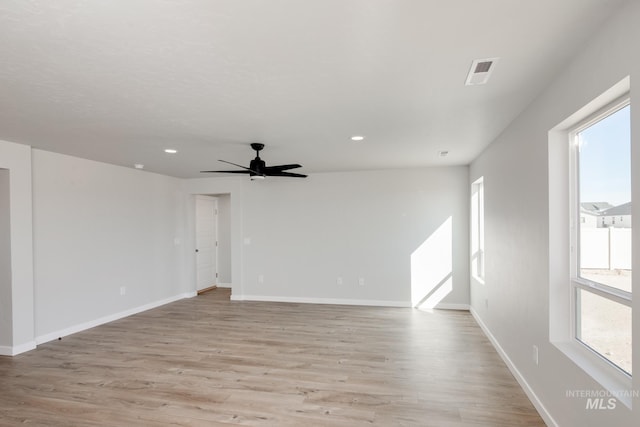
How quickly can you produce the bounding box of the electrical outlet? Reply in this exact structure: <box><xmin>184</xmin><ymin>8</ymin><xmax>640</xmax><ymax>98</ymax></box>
<box><xmin>532</xmin><ymin>345</ymin><xmax>539</xmax><ymax>366</ymax></box>
<box><xmin>120</xmin><ymin>286</ymin><xmax>126</xmax><ymax>296</ymax></box>
<box><xmin>258</xmin><ymin>274</ymin><xmax>264</xmax><ymax>284</ymax></box>
<box><xmin>336</xmin><ymin>277</ymin><xmax>343</xmax><ymax>285</ymax></box>
<box><xmin>358</xmin><ymin>277</ymin><xmax>365</xmax><ymax>286</ymax></box>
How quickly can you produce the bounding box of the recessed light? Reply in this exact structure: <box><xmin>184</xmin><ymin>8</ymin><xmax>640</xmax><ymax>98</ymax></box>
<box><xmin>164</xmin><ymin>149</ymin><xmax>178</xmax><ymax>154</ymax></box>
<box><xmin>134</xmin><ymin>163</ymin><xmax>144</xmax><ymax>169</ymax></box>
<box><xmin>438</xmin><ymin>150</ymin><xmax>449</xmax><ymax>157</ymax></box>
<box><xmin>350</xmin><ymin>135</ymin><xmax>365</xmax><ymax>141</ymax></box>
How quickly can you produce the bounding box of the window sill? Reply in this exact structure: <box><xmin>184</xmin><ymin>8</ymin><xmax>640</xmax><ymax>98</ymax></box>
<box><xmin>552</xmin><ymin>340</ymin><xmax>633</xmax><ymax>409</ymax></box>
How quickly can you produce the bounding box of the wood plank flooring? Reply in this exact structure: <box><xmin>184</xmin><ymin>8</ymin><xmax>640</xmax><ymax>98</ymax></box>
<box><xmin>0</xmin><ymin>289</ymin><xmax>545</xmax><ymax>426</ymax></box>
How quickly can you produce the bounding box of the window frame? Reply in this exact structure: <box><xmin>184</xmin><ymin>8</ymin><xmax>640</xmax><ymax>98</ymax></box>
<box><xmin>568</xmin><ymin>95</ymin><xmax>632</xmax><ymax>376</ymax></box>
<box><xmin>471</xmin><ymin>177</ymin><xmax>485</xmax><ymax>284</ymax></box>
<box><xmin>548</xmin><ymin>77</ymin><xmax>633</xmax><ymax>408</ymax></box>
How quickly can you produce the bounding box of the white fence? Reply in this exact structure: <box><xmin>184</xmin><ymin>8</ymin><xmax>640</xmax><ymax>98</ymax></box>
<box><xmin>581</xmin><ymin>228</ymin><xmax>632</xmax><ymax>270</ymax></box>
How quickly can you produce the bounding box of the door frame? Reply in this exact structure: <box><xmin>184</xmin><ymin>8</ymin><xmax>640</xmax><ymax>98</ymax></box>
<box><xmin>195</xmin><ymin>195</ymin><xmax>218</xmax><ymax>292</ymax></box>
<box><xmin>186</xmin><ymin>184</ymin><xmax>240</xmax><ymax>299</ymax></box>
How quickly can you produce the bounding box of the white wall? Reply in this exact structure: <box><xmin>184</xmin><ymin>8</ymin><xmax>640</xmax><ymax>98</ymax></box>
<box><xmin>32</xmin><ymin>150</ymin><xmax>189</xmax><ymax>341</ymax></box>
<box><xmin>0</xmin><ymin>148</ymin><xmax>468</xmax><ymax>353</ymax></box>
<box><xmin>469</xmin><ymin>1</ymin><xmax>639</xmax><ymax>425</ymax></box>
<box><xmin>186</xmin><ymin>168</ymin><xmax>469</xmax><ymax>307</ymax></box>
<box><xmin>0</xmin><ymin>140</ymin><xmax>34</xmax><ymax>355</ymax></box>
<box><xmin>216</xmin><ymin>193</ymin><xmax>232</xmax><ymax>284</ymax></box>
<box><xmin>0</xmin><ymin>169</ymin><xmax>12</xmax><ymax>348</ymax></box>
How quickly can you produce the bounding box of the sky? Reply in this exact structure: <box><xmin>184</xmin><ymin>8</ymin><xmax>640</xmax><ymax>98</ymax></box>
<box><xmin>579</xmin><ymin>104</ymin><xmax>631</xmax><ymax>207</ymax></box>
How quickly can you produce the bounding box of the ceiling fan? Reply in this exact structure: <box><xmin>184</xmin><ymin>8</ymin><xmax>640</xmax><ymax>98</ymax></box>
<box><xmin>201</xmin><ymin>143</ymin><xmax>307</xmax><ymax>180</ymax></box>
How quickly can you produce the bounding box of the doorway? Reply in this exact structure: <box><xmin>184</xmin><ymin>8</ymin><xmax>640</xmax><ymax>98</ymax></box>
<box><xmin>195</xmin><ymin>195</ymin><xmax>218</xmax><ymax>293</ymax></box>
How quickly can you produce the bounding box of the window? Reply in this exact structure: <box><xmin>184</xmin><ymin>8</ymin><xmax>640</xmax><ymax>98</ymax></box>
<box><xmin>549</xmin><ymin>78</ymin><xmax>633</xmax><ymax>406</ymax></box>
<box><xmin>570</xmin><ymin>99</ymin><xmax>632</xmax><ymax>376</ymax></box>
<box><xmin>471</xmin><ymin>177</ymin><xmax>484</xmax><ymax>282</ymax></box>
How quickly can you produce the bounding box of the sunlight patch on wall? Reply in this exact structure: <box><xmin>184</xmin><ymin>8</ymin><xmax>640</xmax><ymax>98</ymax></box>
<box><xmin>411</xmin><ymin>216</ymin><xmax>453</xmax><ymax>309</ymax></box>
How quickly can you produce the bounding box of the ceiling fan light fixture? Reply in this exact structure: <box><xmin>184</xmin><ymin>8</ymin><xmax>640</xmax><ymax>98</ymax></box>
<box><xmin>250</xmin><ymin>175</ymin><xmax>266</xmax><ymax>181</ymax></box>
<box><xmin>350</xmin><ymin>135</ymin><xmax>365</xmax><ymax>141</ymax></box>
<box><xmin>164</xmin><ymin>148</ymin><xmax>178</xmax><ymax>154</ymax></box>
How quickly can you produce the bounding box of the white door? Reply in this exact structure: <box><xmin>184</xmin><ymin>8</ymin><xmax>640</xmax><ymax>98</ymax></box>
<box><xmin>195</xmin><ymin>196</ymin><xmax>218</xmax><ymax>291</ymax></box>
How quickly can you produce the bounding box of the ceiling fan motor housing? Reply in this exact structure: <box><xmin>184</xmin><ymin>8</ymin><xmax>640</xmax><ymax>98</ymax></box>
<box><xmin>249</xmin><ymin>158</ymin><xmax>266</xmax><ymax>176</ymax></box>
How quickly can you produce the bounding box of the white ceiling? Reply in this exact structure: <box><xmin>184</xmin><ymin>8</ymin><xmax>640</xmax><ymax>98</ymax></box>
<box><xmin>0</xmin><ymin>0</ymin><xmax>626</xmax><ymax>178</ymax></box>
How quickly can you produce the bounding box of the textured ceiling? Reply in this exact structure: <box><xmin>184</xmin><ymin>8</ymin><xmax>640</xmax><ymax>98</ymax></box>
<box><xmin>0</xmin><ymin>0</ymin><xmax>626</xmax><ymax>178</ymax></box>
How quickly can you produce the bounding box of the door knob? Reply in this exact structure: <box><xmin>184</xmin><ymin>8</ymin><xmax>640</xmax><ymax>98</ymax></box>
<box><xmin>195</xmin><ymin>249</ymin><xmax>199</xmax><ymax>252</ymax></box>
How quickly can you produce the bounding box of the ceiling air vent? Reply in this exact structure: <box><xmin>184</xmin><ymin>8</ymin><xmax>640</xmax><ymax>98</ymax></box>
<box><xmin>465</xmin><ymin>57</ymin><xmax>499</xmax><ymax>86</ymax></box>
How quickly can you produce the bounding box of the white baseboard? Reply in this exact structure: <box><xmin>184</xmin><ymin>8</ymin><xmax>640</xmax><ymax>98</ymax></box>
<box><xmin>0</xmin><ymin>341</ymin><xmax>37</xmax><ymax>356</ymax></box>
<box><xmin>36</xmin><ymin>291</ymin><xmax>197</xmax><ymax>346</ymax></box>
<box><xmin>470</xmin><ymin>307</ymin><xmax>557</xmax><ymax>427</ymax></box>
<box><xmin>230</xmin><ymin>294</ymin><xmax>410</xmax><ymax>308</ymax></box>
<box><xmin>215</xmin><ymin>283</ymin><xmax>232</xmax><ymax>288</ymax></box>
<box><xmin>435</xmin><ymin>303</ymin><xmax>470</xmax><ymax>310</ymax></box>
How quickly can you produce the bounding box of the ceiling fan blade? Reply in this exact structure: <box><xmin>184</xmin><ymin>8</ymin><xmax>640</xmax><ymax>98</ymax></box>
<box><xmin>266</xmin><ymin>171</ymin><xmax>308</xmax><ymax>178</ymax></box>
<box><xmin>200</xmin><ymin>170</ymin><xmax>251</xmax><ymax>174</ymax></box>
<box><xmin>218</xmin><ymin>159</ymin><xmax>254</xmax><ymax>171</ymax></box>
<box><xmin>200</xmin><ymin>146</ymin><xmax>305</xmax><ymax>178</ymax></box>
<box><xmin>264</xmin><ymin>164</ymin><xmax>302</xmax><ymax>172</ymax></box>
<box><xmin>214</xmin><ymin>159</ymin><xmax>263</xmax><ymax>176</ymax></box>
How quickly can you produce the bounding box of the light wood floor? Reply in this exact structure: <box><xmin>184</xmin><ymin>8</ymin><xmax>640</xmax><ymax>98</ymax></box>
<box><xmin>0</xmin><ymin>289</ymin><xmax>545</xmax><ymax>426</ymax></box>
